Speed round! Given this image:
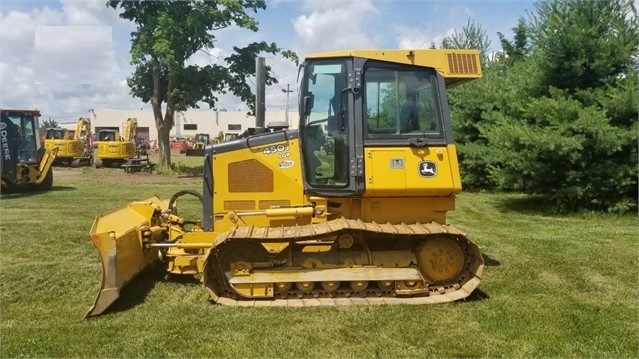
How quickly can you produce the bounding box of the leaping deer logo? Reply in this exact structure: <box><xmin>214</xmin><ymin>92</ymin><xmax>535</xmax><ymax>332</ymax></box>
<box><xmin>418</xmin><ymin>161</ymin><xmax>437</xmax><ymax>177</ymax></box>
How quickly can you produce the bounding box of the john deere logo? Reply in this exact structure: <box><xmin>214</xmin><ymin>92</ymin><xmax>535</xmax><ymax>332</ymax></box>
<box><xmin>418</xmin><ymin>161</ymin><xmax>437</xmax><ymax>178</ymax></box>
<box><xmin>1</xmin><ymin>121</ymin><xmax>10</xmax><ymax>161</ymax></box>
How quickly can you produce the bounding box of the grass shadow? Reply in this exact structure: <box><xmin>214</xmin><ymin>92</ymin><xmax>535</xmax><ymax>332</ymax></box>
<box><xmin>494</xmin><ymin>194</ymin><xmax>564</xmax><ymax>216</ymax></box>
<box><xmin>482</xmin><ymin>253</ymin><xmax>501</xmax><ymax>266</ymax></box>
<box><xmin>104</xmin><ymin>263</ymin><xmax>166</xmax><ymax>315</ymax></box>
<box><xmin>164</xmin><ymin>273</ymin><xmax>202</xmax><ymax>285</ymax></box>
<box><xmin>465</xmin><ymin>288</ymin><xmax>490</xmax><ymax>302</ymax></box>
<box><xmin>101</xmin><ymin>264</ymin><xmax>202</xmax><ymax>316</ymax></box>
<box><xmin>0</xmin><ymin>185</ymin><xmax>75</xmax><ymax>199</ymax></box>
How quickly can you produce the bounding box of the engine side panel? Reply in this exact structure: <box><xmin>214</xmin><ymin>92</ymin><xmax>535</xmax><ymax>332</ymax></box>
<box><xmin>210</xmin><ymin>134</ymin><xmax>307</xmax><ymax>232</ymax></box>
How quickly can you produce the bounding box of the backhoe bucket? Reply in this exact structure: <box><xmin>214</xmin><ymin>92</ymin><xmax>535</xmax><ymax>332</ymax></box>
<box><xmin>85</xmin><ymin>196</ymin><xmax>167</xmax><ymax>318</ymax></box>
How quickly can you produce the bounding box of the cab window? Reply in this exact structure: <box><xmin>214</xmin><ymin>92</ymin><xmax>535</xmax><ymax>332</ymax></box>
<box><xmin>364</xmin><ymin>63</ymin><xmax>441</xmax><ymax>138</ymax></box>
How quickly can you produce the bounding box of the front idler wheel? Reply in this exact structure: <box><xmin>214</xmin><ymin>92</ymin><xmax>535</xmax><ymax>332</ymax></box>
<box><xmin>416</xmin><ymin>236</ymin><xmax>465</xmax><ymax>284</ymax></box>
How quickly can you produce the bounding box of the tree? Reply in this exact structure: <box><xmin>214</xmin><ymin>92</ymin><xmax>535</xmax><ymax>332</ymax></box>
<box><xmin>108</xmin><ymin>0</ymin><xmax>298</xmax><ymax>170</ymax></box>
<box><xmin>528</xmin><ymin>0</ymin><xmax>638</xmax><ymax>93</ymax></box>
<box><xmin>40</xmin><ymin>118</ymin><xmax>58</xmax><ymax>132</ymax></box>
<box><xmin>480</xmin><ymin>0</ymin><xmax>638</xmax><ymax>212</ymax></box>
<box><xmin>448</xmin><ymin>0</ymin><xmax>637</xmax><ymax>212</ymax></box>
<box><xmin>497</xmin><ymin>17</ymin><xmax>531</xmax><ymax>66</ymax></box>
<box><xmin>442</xmin><ymin>19</ymin><xmax>492</xmax><ymax>66</ymax></box>
<box><xmin>446</xmin><ymin>18</ymin><xmax>527</xmax><ymax>189</ymax></box>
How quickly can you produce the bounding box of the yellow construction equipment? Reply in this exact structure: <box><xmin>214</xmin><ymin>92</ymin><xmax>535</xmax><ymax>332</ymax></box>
<box><xmin>1</xmin><ymin>109</ymin><xmax>58</xmax><ymax>191</ymax></box>
<box><xmin>214</xmin><ymin>130</ymin><xmax>225</xmax><ymax>143</ymax></box>
<box><xmin>44</xmin><ymin>117</ymin><xmax>93</xmax><ymax>167</ymax></box>
<box><xmin>94</xmin><ymin>117</ymin><xmax>138</xmax><ymax>168</ymax></box>
<box><xmin>86</xmin><ymin>49</ymin><xmax>485</xmax><ymax>317</ymax></box>
<box><xmin>185</xmin><ymin>133</ymin><xmax>211</xmax><ymax>156</ymax></box>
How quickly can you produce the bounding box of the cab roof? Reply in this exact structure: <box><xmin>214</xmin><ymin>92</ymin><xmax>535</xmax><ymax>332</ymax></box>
<box><xmin>304</xmin><ymin>49</ymin><xmax>482</xmax><ymax>87</ymax></box>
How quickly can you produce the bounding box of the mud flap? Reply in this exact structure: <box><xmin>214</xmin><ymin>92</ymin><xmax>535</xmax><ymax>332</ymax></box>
<box><xmin>85</xmin><ymin>196</ymin><xmax>167</xmax><ymax>318</ymax></box>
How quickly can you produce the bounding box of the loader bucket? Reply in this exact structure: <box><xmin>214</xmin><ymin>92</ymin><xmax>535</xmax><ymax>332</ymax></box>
<box><xmin>185</xmin><ymin>148</ymin><xmax>206</xmax><ymax>156</ymax></box>
<box><xmin>85</xmin><ymin>196</ymin><xmax>167</xmax><ymax>318</ymax></box>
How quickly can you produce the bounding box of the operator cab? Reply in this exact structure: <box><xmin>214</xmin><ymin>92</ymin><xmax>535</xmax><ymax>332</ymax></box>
<box><xmin>45</xmin><ymin>128</ymin><xmax>68</xmax><ymax>140</ymax></box>
<box><xmin>1</xmin><ymin>110</ymin><xmax>41</xmax><ymax>164</ymax></box>
<box><xmin>299</xmin><ymin>54</ymin><xmax>451</xmax><ymax>197</ymax></box>
<box><xmin>98</xmin><ymin>129</ymin><xmax>117</xmax><ymax>142</ymax></box>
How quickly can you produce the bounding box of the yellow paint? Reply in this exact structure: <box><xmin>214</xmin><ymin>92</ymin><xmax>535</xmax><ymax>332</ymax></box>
<box><xmin>212</xmin><ymin>137</ymin><xmax>306</xmax><ymax>230</ymax></box>
<box><xmin>363</xmin><ymin>144</ymin><xmax>462</xmax><ymax>197</ymax></box>
<box><xmin>96</xmin><ymin>118</ymin><xmax>137</xmax><ymax>160</ymax></box>
<box><xmin>305</xmin><ymin>49</ymin><xmax>481</xmax><ymax>87</ymax></box>
<box><xmin>87</xmin><ymin>49</ymin><xmax>485</xmax><ymax>316</ymax></box>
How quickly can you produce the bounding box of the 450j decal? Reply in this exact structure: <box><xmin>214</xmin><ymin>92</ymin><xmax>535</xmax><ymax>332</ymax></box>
<box><xmin>262</xmin><ymin>144</ymin><xmax>289</xmax><ymax>155</ymax></box>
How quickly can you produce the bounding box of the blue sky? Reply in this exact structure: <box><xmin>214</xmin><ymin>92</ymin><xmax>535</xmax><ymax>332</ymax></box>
<box><xmin>0</xmin><ymin>0</ymin><xmax>537</xmax><ymax>123</ymax></box>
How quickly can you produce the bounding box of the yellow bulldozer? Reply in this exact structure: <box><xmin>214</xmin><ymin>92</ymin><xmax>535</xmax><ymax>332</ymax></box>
<box><xmin>44</xmin><ymin>117</ymin><xmax>93</xmax><ymax>167</ymax></box>
<box><xmin>86</xmin><ymin>49</ymin><xmax>485</xmax><ymax>318</ymax></box>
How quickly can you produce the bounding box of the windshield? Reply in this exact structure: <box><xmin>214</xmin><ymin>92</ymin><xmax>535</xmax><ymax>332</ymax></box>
<box><xmin>299</xmin><ymin>59</ymin><xmax>349</xmax><ymax>187</ymax></box>
<box><xmin>46</xmin><ymin>129</ymin><xmax>65</xmax><ymax>140</ymax></box>
<box><xmin>364</xmin><ymin>62</ymin><xmax>441</xmax><ymax>137</ymax></box>
<box><xmin>6</xmin><ymin>113</ymin><xmax>38</xmax><ymax>162</ymax></box>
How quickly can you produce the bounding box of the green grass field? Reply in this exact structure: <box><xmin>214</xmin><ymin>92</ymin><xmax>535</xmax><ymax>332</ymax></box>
<box><xmin>1</xmin><ymin>161</ymin><xmax>637</xmax><ymax>358</ymax></box>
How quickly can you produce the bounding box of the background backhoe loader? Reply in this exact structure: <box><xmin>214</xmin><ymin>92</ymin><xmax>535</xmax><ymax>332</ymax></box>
<box><xmin>44</xmin><ymin>117</ymin><xmax>93</xmax><ymax>167</ymax></box>
<box><xmin>1</xmin><ymin>108</ymin><xmax>58</xmax><ymax>191</ymax></box>
<box><xmin>86</xmin><ymin>49</ymin><xmax>485</xmax><ymax>317</ymax></box>
<box><xmin>185</xmin><ymin>133</ymin><xmax>211</xmax><ymax>156</ymax></box>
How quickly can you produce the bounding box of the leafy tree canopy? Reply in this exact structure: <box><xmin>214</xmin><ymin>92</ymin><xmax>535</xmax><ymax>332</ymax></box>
<box><xmin>108</xmin><ymin>0</ymin><xmax>298</xmax><ymax>170</ymax></box>
<box><xmin>40</xmin><ymin>118</ymin><xmax>59</xmax><ymax>132</ymax></box>
<box><xmin>448</xmin><ymin>0</ymin><xmax>638</xmax><ymax>212</ymax></box>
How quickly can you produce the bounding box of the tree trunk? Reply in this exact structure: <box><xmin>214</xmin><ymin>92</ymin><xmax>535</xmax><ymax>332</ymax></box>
<box><xmin>150</xmin><ymin>57</ymin><xmax>172</xmax><ymax>172</ymax></box>
<box><xmin>160</xmin><ymin>107</ymin><xmax>175</xmax><ymax>171</ymax></box>
<box><xmin>151</xmin><ymin>97</ymin><xmax>171</xmax><ymax>171</ymax></box>
<box><xmin>158</xmin><ymin>74</ymin><xmax>177</xmax><ymax>172</ymax></box>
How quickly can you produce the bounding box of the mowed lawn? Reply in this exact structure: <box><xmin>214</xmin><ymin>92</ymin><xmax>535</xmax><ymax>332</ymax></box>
<box><xmin>1</xmin><ymin>160</ymin><xmax>637</xmax><ymax>358</ymax></box>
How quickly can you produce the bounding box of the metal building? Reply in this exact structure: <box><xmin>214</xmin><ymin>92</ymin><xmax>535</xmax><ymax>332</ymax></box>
<box><xmin>59</xmin><ymin>109</ymin><xmax>300</xmax><ymax>142</ymax></box>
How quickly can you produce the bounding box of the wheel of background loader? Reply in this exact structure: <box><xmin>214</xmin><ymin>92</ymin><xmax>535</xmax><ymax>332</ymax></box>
<box><xmin>203</xmin><ymin>240</ymin><xmax>269</xmax><ymax>300</ymax></box>
<box><xmin>416</xmin><ymin>235</ymin><xmax>465</xmax><ymax>283</ymax></box>
<box><xmin>39</xmin><ymin>169</ymin><xmax>53</xmax><ymax>190</ymax></box>
<box><xmin>94</xmin><ymin>159</ymin><xmax>102</xmax><ymax>168</ymax></box>
<box><xmin>71</xmin><ymin>159</ymin><xmax>80</xmax><ymax>168</ymax></box>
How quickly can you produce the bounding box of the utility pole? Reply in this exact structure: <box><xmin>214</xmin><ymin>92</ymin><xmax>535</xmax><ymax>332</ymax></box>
<box><xmin>282</xmin><ymin>84</ymin><xmax>293</xmax><ymax>126</ymax></box>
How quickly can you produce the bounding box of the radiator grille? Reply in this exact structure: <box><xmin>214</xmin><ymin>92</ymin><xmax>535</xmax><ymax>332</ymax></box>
<box><xmin>447</xmin><ymin>53</ymin><xmax>479</xmax><ymax>74</ymax></box>
<box><xmin>228</xmin><ymin>159</ymin><xmax>274</xmax><ymax>192</ymax></box>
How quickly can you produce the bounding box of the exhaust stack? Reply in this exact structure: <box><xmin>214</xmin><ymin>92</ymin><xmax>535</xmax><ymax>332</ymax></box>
<box><xmin>255</xmin><ymin>56</ymin><xmax>266</xmax><ymax>128</ymax></box>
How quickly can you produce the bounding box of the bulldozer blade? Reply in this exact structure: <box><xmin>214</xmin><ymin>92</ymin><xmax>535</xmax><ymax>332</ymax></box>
<box><xmin>85</xmin><ymin>196</ymin><xmax>167</xmax><ymax>318</ymax></box>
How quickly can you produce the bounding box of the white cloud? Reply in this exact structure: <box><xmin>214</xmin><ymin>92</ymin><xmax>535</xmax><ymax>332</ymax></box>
<box><xmin>35</xmin><ymin>26</ymin><xmax>112</xmax><ymax>85</ymax></box>
<box><xmin>395</xmin><ymin>26</ymin><xmax>456</xmax><ymax>49</ymax></box>
<box><xmin>0</xmin><ymin>2</ymin><xmax>142</xmax><ymax>122</ymax></box>
<box><xmin>60</xmin><ymin>0</ymin><xmax>125</xmax><ymax>27</ymax></box>
<box><xmin>292</xmin><ymin>0</ymin><xmax>381</xmax><ymax>53</ymax></box>
<box><xmin>0</xmin><ymin>0</ymin><xmax>539</xmax><ymax>123</ymax></box>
